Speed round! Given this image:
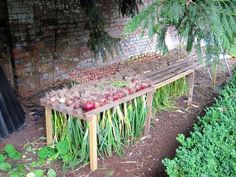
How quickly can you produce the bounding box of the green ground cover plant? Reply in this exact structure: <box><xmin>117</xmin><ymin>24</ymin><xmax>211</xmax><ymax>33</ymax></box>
<box><xmin>0</xmin><ymin>143</ymin><xmax>57</xmax><ymax>177</ymax></box>
<box><xmin>163</xmin><ymin>68</ymin><xmax>236</xmax><ymax>177</ymax></box>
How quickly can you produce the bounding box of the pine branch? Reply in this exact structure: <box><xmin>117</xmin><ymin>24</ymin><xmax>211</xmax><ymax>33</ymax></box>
<box><xmin>124</xmin><ymin>0</ymin><xmax>236</xmax><ymax>61</ymax></box>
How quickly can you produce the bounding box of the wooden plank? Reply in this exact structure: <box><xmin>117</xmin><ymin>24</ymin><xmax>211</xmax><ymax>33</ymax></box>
<box><xmin>40</xmin><ymin>99</ymin><xmax>88</xmax><ymax>120</ymax></box>
<box><xmin>187</xmin><ymin>72</ymin><xmax>195</xmax><ymax>106</ymax></box>
<box><xmin>145</xmin><ymin>53</ymin><xmax>197</xmax><ymax>77</ymax></box>
<box><xmin>151</xmin><ymin>62</ymin><xmax>199</xmax><ymax>85</ymax></box>
<box><xmin>144</xmin><ymin>91</ymin><xmax>154</xmax><ymax>136</ymax></box>
<box><xmin>145</xmin><ymin>59</ymin><xmax>191</xmax><ymax>78</ymax></box>
<box><xmin>212</xmin><ymin>64</ymin><xmax>217</xmax><ymax>88</ymax></box>
<box><xmin>150</xmin><ymin>62</ymin><xmax>199</xmax><ymax>84</ymax></box>
<box><xmin>45</xmin><ymin>107</ymin><xmax>53</xmax><ymax>145</ymax></box>
<box><xmin>154</xmin><ymin>69</ymin><xmax>194</xmax><ymax>90</ymax></box>
<box><xmin>85</xmin><ymin>86</ymin><xmax>155</xmax><ymax>117</ymax></box>
<box><xmin>89</xmin><ymin>115</ymin><xmax>98</xmax><ymax>171</ymax></box>
<box><xmin>148</xmin><ymin>61</ymin><xmax>191</xmax><ymax>81</ymax></box>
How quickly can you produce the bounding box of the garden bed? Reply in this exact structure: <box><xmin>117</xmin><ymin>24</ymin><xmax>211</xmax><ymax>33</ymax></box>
<box><xmin>163</xmin><ymin>67</ymin><xmax>236</xmax><ymax>176</ymax></box>
<box><xmin>1</xmin><ymin>54</ymin><xmax>234</xmax><ymax>177</ymax></box>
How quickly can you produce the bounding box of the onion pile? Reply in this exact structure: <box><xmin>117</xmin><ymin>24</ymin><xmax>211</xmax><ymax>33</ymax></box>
<box><xmin>45</xmin><ymin>78</ymin><xmax>152</xmax><ymax>112</ymax></box>
<box><xmin>68</xmin><ymin>52</ymin><xmax>161</xmax><ymax>83</ymax></box>
<box><xmin>69</xmin><ymin>63</ymin><xmax>120</xmax><ymax>83</ymax></box>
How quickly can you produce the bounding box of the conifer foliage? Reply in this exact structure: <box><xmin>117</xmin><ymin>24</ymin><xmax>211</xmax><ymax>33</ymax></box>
<box><xmin>124</xmin><ymin>0</ymin><xmax>236</xmax><ymax>61</ymax></box>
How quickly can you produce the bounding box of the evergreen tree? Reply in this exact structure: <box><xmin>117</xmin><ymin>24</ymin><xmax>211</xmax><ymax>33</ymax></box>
<box><xmin>124</xmin><ymin>0</ymin><xmax>236</xmax><ymax>62</ymax></box>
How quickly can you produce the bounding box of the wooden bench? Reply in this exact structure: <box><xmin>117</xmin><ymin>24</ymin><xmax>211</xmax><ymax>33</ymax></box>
<box><xmin>40</xmin><ymin>56</ymin><xmax>201</xmax><ymax>171</ymax></box>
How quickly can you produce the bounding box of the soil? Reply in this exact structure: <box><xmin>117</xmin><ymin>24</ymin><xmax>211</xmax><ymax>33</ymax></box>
<box><xmin>0</xmin><ymin>57</ymin><xmax>235</xmax><ymax>177</ymax></box>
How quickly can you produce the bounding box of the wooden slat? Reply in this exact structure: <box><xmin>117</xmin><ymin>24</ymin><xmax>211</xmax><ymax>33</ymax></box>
<box><xmin>148</xmin><ymin>61</ymin><xmax>191</xmax><ymax>81</ymax></box>
<box><xmin>145</xmin><ymin>59</ymin><xmax>190</xmax><ymax>78</ymax></box>
<box><xmin>45</xmin><ymin>107</ymin><xmax>53</xmax><ymax>145</ymax></box>
<box><xmin>150</xmin><ymin>62</ymin><xmax>199</xmax><ymax>82</ymax></box>
<box><xmin>154</xmin><ymin>69</ymin><xmax>194</xmax><ymax>90</ymax></box>
<box><xmin>187</xmin><ymin>72</ymin><xmax>195</xmax><ymax>106</ymax></box>
<box><xmin>89</xmin><ymin>115</ymin><xmax>98</xmax><ymax>171</ymax></box>
<box><xmin>152</xmin><ymin>63</ymin><xmax>199</xmax><ymax>85</ymax></box>
<box><xmin>144</xmin><ymin>91</ymin><xmax>154</xmax><ymax>136</ymax></box>
<box><xmin>145</xmin><ymin>53</ymin><xmax>197</xmax><ymax>77</ymax></box>
<box><xmin>212</xmin><ymin>64</ymin><xmax>217</xmax><ymax>88</ymax></box>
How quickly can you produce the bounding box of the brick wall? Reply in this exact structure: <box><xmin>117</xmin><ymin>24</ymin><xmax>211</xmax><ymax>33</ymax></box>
<box><xmin>4</xmin><ymin>0</ymin><xmax>157</xmax><ymax>97</ymax></box>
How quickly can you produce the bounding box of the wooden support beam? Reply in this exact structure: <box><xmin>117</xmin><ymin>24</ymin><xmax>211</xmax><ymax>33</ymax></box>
<box><xmin>212</xmin><ymin>64</ymin><xmax>218</xmax><ymax>88</ymax></box>
<box><xmin>89</xmin><ymin>115</ymin><xmax>98</xmax><ymax>171</ymax></box>
<box><xmin>85</xmin><ymin>87</ymin><xmax>154</xmax><ymax>117</ymax></box>
<box><xmin>144</xmin><ymin>91</ymin><xmax>154</xmax><ymax>136</ymax></box>
<box><xmin>187</xmin><ymin>72</ymin><xmax>195</xmax><ymax>107</ymax></box>
<box><xmin>45</xmin><ymin>107</ymin><xmax>53</xmax><ymax>145</ymax></box>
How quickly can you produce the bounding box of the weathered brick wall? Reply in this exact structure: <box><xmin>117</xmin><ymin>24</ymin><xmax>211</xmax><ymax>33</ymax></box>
<box><xmin>5</xmin><ymin>0</ymin><xmax>156</xmax><ymax>97</ymax></box>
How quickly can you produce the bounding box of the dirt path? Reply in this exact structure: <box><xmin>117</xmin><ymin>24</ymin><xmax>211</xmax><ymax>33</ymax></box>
<box><xmin>0</xmin><ymin>60</ymin><xmax>235</xmax><ymax>177</ymax></box>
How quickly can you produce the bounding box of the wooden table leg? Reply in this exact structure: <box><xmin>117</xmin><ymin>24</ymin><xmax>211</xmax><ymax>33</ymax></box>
<box><xmin>187</xmin><ymin>72</ymin><xmax>195</xmax><ymax>107</ymax></box>
<box><xmin>89</xmin><ymin>115</ymin><xmax>98</xmax><ymax>171</ymax></box>
<box><xmin>144</xmin><ymin>91</ymin><xmax>154</xmax><ymax>136</ymax></box>
<box><xmin>45</xmin><ymin>107</ymin><xmax>53</xmax><ymax>145</ymax></box>
<box><xmin>212</xmin><ymin>63</ymin><xmax>218</xmax><ymax>88</ymax></box>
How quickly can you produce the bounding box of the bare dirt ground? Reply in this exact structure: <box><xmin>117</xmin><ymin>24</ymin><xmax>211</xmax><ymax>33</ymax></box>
<box><xmin>1</xmin><ymin>58</ymin><xmax>235</xmax><ymax>177</ymax></box>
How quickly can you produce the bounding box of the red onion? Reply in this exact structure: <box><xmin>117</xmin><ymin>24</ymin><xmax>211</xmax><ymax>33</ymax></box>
<box><xmin>113</xmin><ymin>93</ymin><xmax>120</xmax><ymax>101</ymax></box>
<box><xmin>123</xmin><ymin>87</ymin><xmax>133</xmax><ymax>95</ymax></box>
<box><xmin>65</xmin><ymin>99</ymin><xmax>74</xmax><ymax>106</ymax></box>
<box><xmin>81</xmin><ymin>101</ymin><xmax>96</xmax><ymax>112</ymax></box>
<box><xmin>74</xmin><ymin>102</ymin><xmax>81</xmax><ymax>109</ymax></box>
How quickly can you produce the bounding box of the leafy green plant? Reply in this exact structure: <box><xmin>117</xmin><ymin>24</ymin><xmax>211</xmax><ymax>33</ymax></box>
<box><xmin>4</xmin><ymin>144</ymin><xmax>22</xmax><ymax>160</ymax></box>
<box><xmin>163</xmin><ymin>68</ymin><xmax>236</xmax><ymax>177</ymax></box>
<box><xmin>26</xmin><ymin>169</ymin><xmax>44</xmax><ymax>177</ymax></box>
<box><xmin>9</xmin><ymin>164</ymin><xmax>26</xmax><ymax>177</ymax></box>
<box><xmin>37</xmin><ymin>146</ymin><xmax>56</xmax><ymax>160</ymax></box>
<box><xmin>47</xmin><ymin>169</ymin><xmax>57</xmax><ymax>177</ymax></box>
<box><xmin>0</xmin><ymin>154</ymin><xmax>6</xmax><ymax>163</ymax></box>
<box><xmin>56</xmin><ymin>140</ymin><xmax>69</xmax><ymax>156</ymax></box>
<box><xmin>0</xmin><ymin>143</ymin><xmax>57</xmax><ymax>177</ymax></box>
<box><xmin>0</xmin><ymin>162</ymin><xmax>12</xmax><ymax>172</ymax></box>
